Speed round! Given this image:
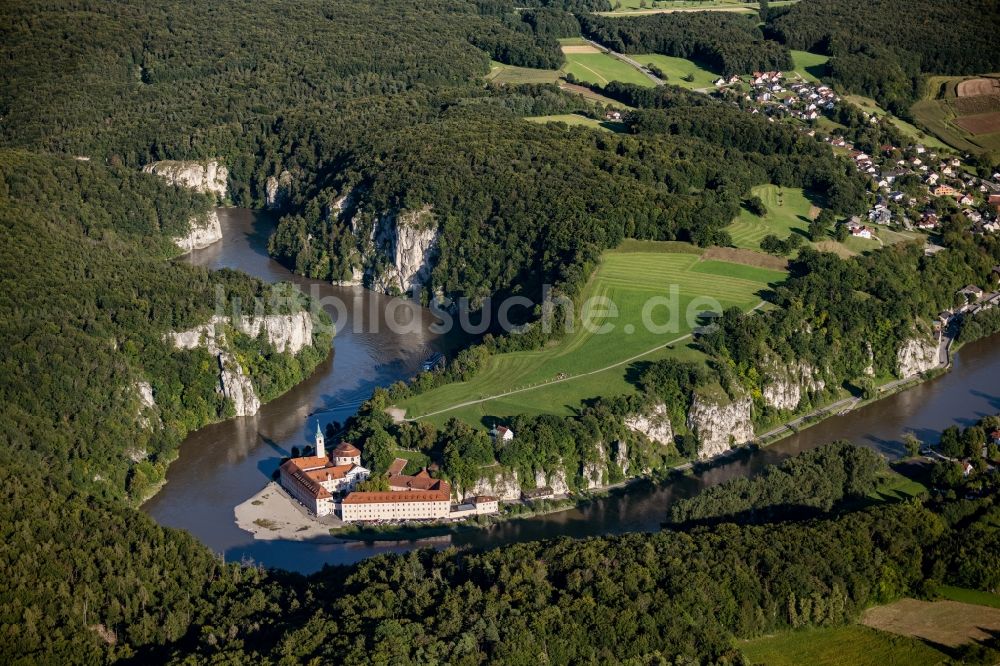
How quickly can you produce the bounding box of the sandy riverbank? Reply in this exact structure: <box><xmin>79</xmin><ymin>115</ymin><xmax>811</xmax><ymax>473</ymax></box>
<box><xmin>235</xmin><ymin>483</ymin><xmax>343</xmax><ymax>542</ymax></box>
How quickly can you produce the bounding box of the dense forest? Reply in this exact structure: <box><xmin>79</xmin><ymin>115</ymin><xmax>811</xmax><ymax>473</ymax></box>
<box><xmin>0</xmin><ymin>150</ymin><xmax>331</xmax><ymax>503</ymax></box>
<box><xmin>581</xmin><ymin>12</ymin><xmax>792</xmax><ymax>76</ymax></box>
<box><xmin>766</xmin><ymin>0</ymin><xmax>1000</xmax><ymax>113</ymax></box>
<box><xmin>3</xmin><ymin>0</ymin><xmax>1000</xmax><ymax>662</ymax></box>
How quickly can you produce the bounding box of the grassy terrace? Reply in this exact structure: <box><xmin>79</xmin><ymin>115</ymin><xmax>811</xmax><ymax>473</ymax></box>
<box><xmin>525</xmin><ymin>113</ymin><xmax>624</xmax><ymax>132</ymax></box>
<box><xmin>398</xmin><ymin>241</ymin><xmax>785</xmax><ymax>427</ymax></box>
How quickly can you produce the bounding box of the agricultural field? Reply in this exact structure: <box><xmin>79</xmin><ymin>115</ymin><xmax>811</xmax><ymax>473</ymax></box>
<box><xmin>861</xmin><ymin>598</ymin><xmax>1000</xmax><ymax>649</ymax></box>
<box><xmin>526</xmin><ymin>113</ymin><xmax>623</xmax><ymax>133</ymax></box>
<box><xmin>910</xmin><ymin>75</ymin><xmax>1000</xmax><ymax>154</ymax></box>
<box><xmin>788</xmin><ymin>50</ymin><xmax>829</xmax><ymax>84</ymax></box>
<box><xmin>936</xmin><ymin>585</ymin><xmax>1000</xmax><ymax>609</ymax></box>
<box><xmin>635</xmin><ymin>54</ymin><xmax>718</xmax><ymax>90</ymax></box>
<box><xmin>398</xmin><ymin>242</ymin><xmax>784</xmax><ymax>427</ymax></box>
<box><xmin>485</xmin><ymin>61</ymin><xmax>560</xmax><ymax>86</ymax></box>
<box><xmin>562</xmin><ymin>51</ymin><xmax>654</xmax><ymax>87</ymax></box>
<box><xmin>740</xmin><ymin>625</ymin><xmax>951</xmax><ymax>666</ymax></box>
<box><xmin>599</xmin><ymin>0</ymin><xmax>797</xmax><ymax>15</ymax></box>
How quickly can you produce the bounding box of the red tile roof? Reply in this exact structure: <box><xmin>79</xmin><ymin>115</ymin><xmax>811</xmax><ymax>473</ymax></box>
<box><xmin>332</xmin><ymin>442</ymin><xmax>361</xmax><ymax>457</ymax></box>
<box><xmin>387</xmin><ymin>458</ymin><xmax>408</xmax><ymax>476</ymax></box>
<box><xmin>389</xmin><ymin>474</ymin><xmax>446</xmax><ymax>492</ymax></box>
<box><xmin>343</xmin><ymin>487</ymin><xmax>450</xmax><ymax>504</ymax></box>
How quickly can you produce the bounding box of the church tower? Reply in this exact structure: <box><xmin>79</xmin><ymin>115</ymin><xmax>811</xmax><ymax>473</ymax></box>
<box><xmin>314</xmin><ymin>421</ymin><xmax>325</xmax><ymax>459</ymax></box>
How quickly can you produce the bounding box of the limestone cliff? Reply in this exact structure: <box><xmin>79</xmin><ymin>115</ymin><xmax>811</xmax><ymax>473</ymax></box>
<box><xmin>761</xmin><ymin>361</ymin><xmax>825</xmax><ymax>411</ymax></box>
<box><xmin>169</xmin><ymin>312</ymin><xmax>314</xmax><ymax>417</ymax></box>
<box><xmin>581</xmin><ymin>443</ymin><xmax>607</xmax><ymax>490</ymax></box>
<box><xmin>535</xmin><ymin>467</ymin><xmax>570</xmax><ymax>495</ymax></box>
<box><xmin>264</xmin><ymin>170</ymin><xmax>293</xmax><ymax>209</ymax></box>
<box><xmin>173</xmin><ymin>209</ymin><xmax>222</xmax><ymax>253</ymax></box>
<box><xmin>134</xmin><ymin>380</ymin><xmax>158</xmax><ymax>430</ymax></box>
<box><xmin>463</xmin><ymin>469</ymin><xmax>520</xmax><ymax>501</ymax></box>
<box><xmin>624</xmin><ymin>403</ymin><xmax>674</xmax><ymax>446</ymax></box>
<box><xmin>235</xmin><ymin>311</ymin><xmax>313</xmax><ymax>354</ymax></box>
<box><xmin>369</xmin><ymin>206</ymin><xmax>438</xmax><ymax>296</ymax></box>
<box><xmin>142</xmin><ymin>159</ymin><xmax>228</xmax><ymax>201</ymax></box>
<box><xmin>218</xmin><ymin>352</ymin><xmax>261</xmax><ymax>417</ymax></box>
<box><xmin>896</xmin><ymin>336</ymin><xmax>939</xmax><ymax>378</ymax></box>
<box><xmin>686</xmin><ymin>394</ymin><xmax>755</xmax><ymax>459</ymax></box>
<box><xmin>614</xmin><ymin>441</ymin><xmax>629</xmax><ymax>476</ymax></box>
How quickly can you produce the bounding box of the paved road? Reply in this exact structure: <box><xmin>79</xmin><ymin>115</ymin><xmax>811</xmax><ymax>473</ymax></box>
<box><xmin>583</xmin><ymin>39</ymin><xmax>666</xmax><ymax>86</ymax></box>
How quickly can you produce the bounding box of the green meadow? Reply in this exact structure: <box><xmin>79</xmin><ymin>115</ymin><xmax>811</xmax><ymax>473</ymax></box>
<box><xmin>398</xmin><ymin>242</ymin><xmax>784</xmax><ymax>427</ymax></box>
<box><xmin>526</xmin><ymin>114</ymin><xmax>622</xmax><ymax>133</ymax></box>
<box><xmin>788</xmin><ymin>50</ymin><xmax>829</xmax><ymax>84</ymax></box>
<box><xmin>740</xmin><ymin>625</ymin><xmax>951</xmax><ymax>666</ymax></box>
<box><xmin>562</xmin><ymin>52</ymin><xmax>654</xmax><ymax>88</ymax></box>
<box><xmin>635</xmin><ymin>54</ymin><xmax>719</xmax><ymax>89</ymax></box>
<box><xmin>486</xmin><ymin>61</ymin><xmax>560</xmax><ymax>86</ymax></box>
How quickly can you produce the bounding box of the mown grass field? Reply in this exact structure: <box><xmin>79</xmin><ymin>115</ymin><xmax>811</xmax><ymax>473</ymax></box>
<box><xmin>562</xmin><ymin>52</ymin><xmax>654</xmax><ymax>87</ymax></box>
<box><xmin>936</xmin><ymin>585</ymin><xmax>1000</xmax><ymax>609</ymax></box>
<box><xmin>486</xmin><ymin>61</ymin><xmax>560</xmax><ymax>86</ymax></box>
<box><xmin>862</xmin><ymin>598</ymin><xmax>1000</xmax><ymax>648</ymax></box>
<box><xmin>789</xmin><ymin>50</ymin><xmax>829</xmax><ymax>84</ymax></box>
<box><xmin>740</xmin><ymin>625</ymin><xmax>951</xmax><ymax>666</ymax></box>
<box><xmin>726</xmin><ymin>184</ymin><xmax>921</xmax><ymax>257</ymax></box>
<box><xmin>399</xmin><ymin>242</ymin><xmax>785</xmax><ymax>427</ymax></box>
<box><xmin>526</xmin><ymin>113</ymin><xmax>622</xmax><ymax>133</ymax></box>
<box><xmin>635</xmin><ymin>54</ymin><xmax>718</xmax><ymax>89</ymax></box>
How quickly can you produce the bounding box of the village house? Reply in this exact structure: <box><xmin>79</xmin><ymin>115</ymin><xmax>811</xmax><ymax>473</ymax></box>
<box><xmin>491</xmin><ymin>425</ymin><xmax>514</xmax><ymax>443</ymax></box>
<box><xmin>958</xmin><ymin>285</ymin><xmax>984</xmax><ymax>302</ymax></box>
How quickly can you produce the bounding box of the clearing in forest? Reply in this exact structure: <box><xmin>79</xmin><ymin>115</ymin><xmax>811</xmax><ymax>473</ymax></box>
<box><xmin>861</xmin><ymin>598</ymin><xmax>1000</xmax><ymax>648</ymax></box>
<box><xmin>562</xmin><ymin>52</ymin><xmax>653</xmax><ymax>87</ymax></box>
<box><xmin>398</xmin><ymin>242</ymin><xmax>784</xmax><ymax>427</ymax></box>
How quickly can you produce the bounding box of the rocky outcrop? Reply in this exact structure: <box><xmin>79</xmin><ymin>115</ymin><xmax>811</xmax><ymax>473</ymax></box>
<box><xmin>863</xmin><ymin>341</ymin><xmax>875</xmax><ymax>377</ymax></box>
<box><xmin>686</xmin><ymin>394</ymin><xmax>755</xmax><ymax>459</ymax></box>
<box><xmin>333</xmin><ymin>267</ymin><xmax>364</xmax><ymax>287</ymax></box>
<box><xmin>464</xmin><ymin>469</ymin><xmax>520</xmax><ymax>501</ymax></box>
<box><xmin>614</xmin><ymin>441</ymin><xmax>629</xmax><ymax>476</ymax></box>
<box><xmin>624</xmin><ymin>403</ymin><xmax>674</xmax><ymax>446</ymax></box>
<box><xmin>582</xmin><ymin>443</ymin><xmax>607</xmax><ymax>490</ymax></box>
<box><xmin>142</xmin><ymin>160</ymin><xmax>228</xmax><ymax>201</ymax></box>
<box><xmin>134</xmin><ymin>381</ymin><xmax>158</xmax><ymax>430</ymax></box>
<box><xmin>173</xmin><ymin>210</ymin><xmax>222</xmax><ymax>253</ymax></box>
<box><xmin>896</xmin><ymin>336</ymin><xmax>939</xmax><ymax>379</ymax></box>
<box><xmin>169</xmin><ymin>312</ymin><xmax>314</xmax><ymax>417</ymax></box>
<box><xmin>235</xmin><ymin>311</ymin><xmax>313</xmax><ymax>354</ymax></box>
<box><xmin>371</xmin><ymin>206</ymin><xmax>438</xmax><ymax>295</ymax></box>
<box><xmin>534</xmin><ymin>467</ymin><xmax>571</xmax><ymax>496</ymax></box>
<box><xmin>264</xmin><ymin>170</ymin><xmax>293</xmax><ymax>209</ymax></box>
<box><xmin>761</xmin><ymin>361</ymin><xmax>825</xmax><ymax>411</ymax></box>
<box><xmin>218</xmin><ymin>352</ymin><xmax>260</xmax><ymax>417</ymax></box>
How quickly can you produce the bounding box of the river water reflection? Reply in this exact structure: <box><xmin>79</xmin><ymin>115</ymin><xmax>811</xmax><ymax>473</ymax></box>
<box><xmin>144</xmin><ymin>208</ymin><xmax>1000</xmax><ymax>573</ymax></box>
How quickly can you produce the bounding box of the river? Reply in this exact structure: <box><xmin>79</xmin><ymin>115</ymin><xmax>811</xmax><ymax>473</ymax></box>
<box><xmin>145</xmin><ymin>208</ymin><xmax>1000</xmax><ymax>573</ymax></box>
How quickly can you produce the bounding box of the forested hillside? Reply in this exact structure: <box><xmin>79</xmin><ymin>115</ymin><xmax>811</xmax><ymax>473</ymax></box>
<box><xmin>0</xmin><ymin>151</ymin><xmax>330</xmax><ymax>502</ymax></box>
<box><xmin>766</xmin><ymin>0</ymin><xmax>1000</xmax><ymax>113</ymax></box>
<box><xmin>581</xmin><ymin>12</ymin><xmax>792</xmax><ymax>76</ymax></box>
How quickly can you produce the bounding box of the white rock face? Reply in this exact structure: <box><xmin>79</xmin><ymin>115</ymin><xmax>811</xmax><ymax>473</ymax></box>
<box><xmin>761</xmin><ymin>362</ymin><xmax>825</xmax><ymax>411</ymax></box>
<box><xmin>624</xmin><ymin>403</ymin><xmax>674</xmax><ymax>446</ymax></box>
<box><xmin>863</xmin><ymin>341</ymin><xmax>875</xmax><ymax>377</ymax></box>
<box><xmin>169</xmin><ymin>312</ymin><xmax>313</xmax><ymax>418</ymax></box>
<box><xmin>218</xmin><ymin>352</ymin><xmax>261</xmax><ymax>417</ymax></box>
<box><xmin>539</xmin><ymin>467</ymin><xmax>571</xmax><ymax>496</ymax></box>
<box><xmin>614</xmin><ymin>441</ymin><xmax>629</xmax><ymax>476</ymax></box>
<box><xmin>173</xmin><ymin>210</ymin><xmax>222</xmax><ymax>253</ymax></box>
<box><xmin>686</xmin><ymin>395</ymin><xmax>755</xmax><ymax>459</ymax></box>
<box><xmin>235</xmin><ymin>311</ymin><xmax>313</xmax><ymax>354</ymax></box>
<box><xmin>264</xmin><ymin>170</ymin><xmax>293</xmax><ymax>209</ymax></box>
<box><xmin>464</xmin><ymin>469</ymin><xmax>520</xmax><ymax>501</ymax></box>
<box><xmin>372</xmin><ymin>206</ymin><xmax>438</xmax><ymax>295</ymax></box>
<box><xmin>143</xmin><ymin>159</ymin><xmax>228</xmax><ymax>201</ymax></box>
<box><xmin>134</xmin><ymin>381</ymin><xmax>158</xmax><ymax>430</ymax></box>
<box><xmin>333</xmin><ymin>266</ymin><xmax>364</xmax><ymax>287</ymax></box>
<box><xmin>579</xmin><ymin>443</ymin><xmax>607</xmax><ymax>490</ymax></box>
<box><xmin>896</xmin><ymin>337</ymin><xmax>939</xmax><ymax>378</ymax></box>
